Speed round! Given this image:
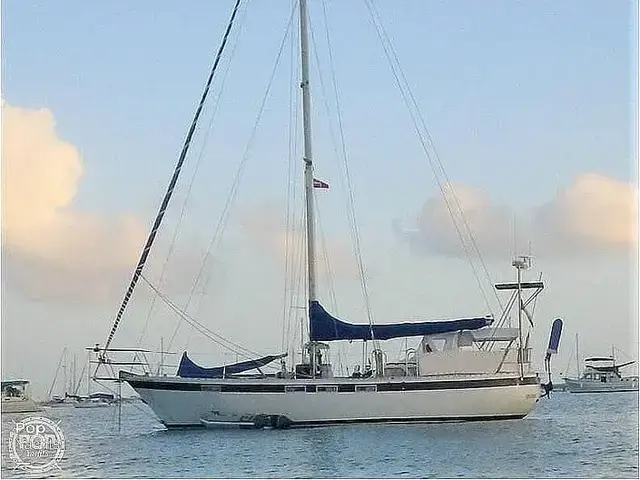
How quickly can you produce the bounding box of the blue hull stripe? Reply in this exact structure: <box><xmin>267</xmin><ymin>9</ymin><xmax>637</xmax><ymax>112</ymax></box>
<box><xmin>127</xmin><ymin>376</ymin><xmax>539</xmax><ymax>393</ymax></box>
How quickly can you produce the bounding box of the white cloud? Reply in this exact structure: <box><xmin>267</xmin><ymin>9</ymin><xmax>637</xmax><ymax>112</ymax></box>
<box><xmin>404</xmin><ymin>183</ymin><xmax>512</xmax><ymax>257</ymax></box>
<box><xmin>533</xmin><ymin>173</ymin><xmax>637</xmax><ymax>253</ymax></box>
<box><xmin>399</xmin><ymin>173</ymin><xmax>637</xmax><ymax>258</ymax></box>
<box><xmin>1</xmin><ymin>101</ymin><xmax>146</xmax><ymax>302</ymax></box>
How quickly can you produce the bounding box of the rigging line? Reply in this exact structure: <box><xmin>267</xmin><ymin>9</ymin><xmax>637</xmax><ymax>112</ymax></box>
<box><xmin>178</xmin><ymin>2</ymin><xmax>298</xmax><ymax>353</ymax></box>
<box><xmin>365</xmin><ymin>0</ymin><xmax>502</xmax><ymax>315</ymax></box>
<box><xmin>283</xmin><ymin>152</ymin><xmax>302</xmax><ymax>361</ymax></box>
<box><xmin>74</xmin><ymin>361</ymin><xmax>87</xmax><ymax>396</ymax></box>
<box><xmin>283</xmin><ymin>218</ymin><xmax>301</xmax><ymax>364</ymax></box>
<box><xmin>529</xmin><ymin>272</ymin><xmax>543</xmax><ymax>319</ymax></box>
<box><xmin>319</xmin><ymin>2</ymin><xmax>377</xmax><ymax>347</ymax></box>
<box><xmin>166</xmin><ymin>1</ymin><xmax>298</xmax><ymax>352</ymax></box>
<box><xmin>284</xmin><ymin>93</ymin><xmax>304</xmax><ymax>363</ymax></box>
<box><xmin>164</xmin><ymin>287</ymin><xmax>278</xmax><ymax>367</ymax></box>
<box><xmin>102</xmin><ymin>0</ymin><xmax>243</xmax><ymax>353</ymax></box>
<box><xmin>283</xmin><ymin>8</ymin><xmax>301</xmax><ymax>354</ymax></box>
<box><xmin>140</xmin><ymin>275</ymin><xmax>269</xmax><ymax>361</ymax></box>
<box><xmin>283</xmin><ymin>177</ymin><xmax>302</xmax><ymax>352</ymax></box>
<box><xmin>137</xmin><ymin>0</ymin><xmax>249</xmax><ymax>349</ymax></box>
<box><xmin>312</xmin><ymin>5</ymin><xmax>377</xmax><ymax>348</ymax></box>
<box><xmin>284</xmin><ymin>213</ymin><xmax>298</xmax><ymax>337</ymax></box>
<box><xmin>290</xmin><ymin>213</ymin><xmax>307</xmax><ymax>347</ymax></box>
<box><xmin>286</xmin><ymin>212</ymin><xmax>303</xmax><ymax>329</ymax></box>
<box><xmin>287</xmin><ymin>210</ymin><xmax>307</xmax><ymax>364</ymax></box>
<box><xmin>181</xmin><ymin>5</ymin><xmax>253</xmax><ymax>352</ymax></box>
<box><xmin>291</xmin><ymin>171</ymin><xmax>305</xmax><ymax>322</ymax></box>
<box><xmin>362</xmin><ymin>0</ymin><xmax>493</xmax><ymax>316</ymax></box>
<box><xmin>92</xmin><ymin>379</ymin><xmax>160</xmax><ymax>424</ymax></box>
<box><xmin>289</xmin><ymin>36</ymin><xmax>303</xmax><ymax>356</ymax></box>
<box><xmin>365</xmin><ymin>1</ymin><xmax>480</xmax><ymax>268</ymax></box>
<box><xmin>480</xmin><ymin>291</ymin><xmax>517</xmax><ymax>351</ymax></box>
<box><xmin>387</xmin><ymin>38</ymin><xmax>504</xmax><ymax>316</ymax></box>
<box><xmin>615</xmin><ymin>347</ymin><xmax>637</xmax><ymax>362</ymax></box>
<box><xmin>307</xmin><ymin>26</ymin><xmax>340</xmax><ymax>312</ymax></box>
<box><xmin>174</xmin><ymin>2</ymin><xmax>298</xmax><ymax>353</ymax></box>
<box><xmin>316</xmin><ymin>5</ymin><xmax>377</xmax><ymax>351</ymax></box>
<box><xmin>316</xmin><ymin>206</ymin><xmax>347</xmax><ymax>375</ymax></box>
<box><xmin>316</xmin><ymin>206</ymin><xmax>338</xmax><ymax>313</ymax></box>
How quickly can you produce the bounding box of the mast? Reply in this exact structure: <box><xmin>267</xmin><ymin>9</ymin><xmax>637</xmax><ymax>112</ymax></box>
<box><xmin>299</xmin><ymin>0</ymin><xmax>320</xmax><ymax>379</ymax></box>
<box><xmin>47</xmin><ymin>348</ymin><xmax>67</xmax><ymax>400</ymax></box>
<box><xmin>299</xmin><ymin>0</ymin><xmax>317</xmax><ymax>308</ymax></box>
<box><xmin>159</xmin><ymin>337</ymin><xmax>164</xmax><ymax>376</ymax></box>
<box><xmin>72</xmin><ymin>354</ymin><xmax>77</xmax><ymax>395</ymax></box>
<box><xmin>575</xmin><ymin>334</ymin><xmax>580</xmax><ymax>378</ymax></box>
<box><xmin>87</xmin><ymin>351</ymin><xmax>91</xmax><ymax>396</ymax></box>
<box><xmin>63</xmin><ymin>348</ymin><xmax>68</xmax><ymax>396</ymax></box>
<box><xmin>300</xmin><ymin>316</ymin><xmax>305</xmax><ymax>365</ymax></box>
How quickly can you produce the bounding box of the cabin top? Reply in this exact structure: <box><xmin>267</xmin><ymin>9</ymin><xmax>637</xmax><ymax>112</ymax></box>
<box><xmin>1</xmin><ymin>380</ymin><xmax>30</xmax><ymax>388</ymax></box>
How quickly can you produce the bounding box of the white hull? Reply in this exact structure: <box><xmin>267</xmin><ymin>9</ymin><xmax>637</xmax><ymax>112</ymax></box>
<box><xmin>2</xmin><ymin>398</ymin><xmax>42</xmax><ymax>414</ymax></box>
<box><xmin>122</xmin><ymin>372</ymin><xmax>541</xmax><ymax>428</ymax></box>
<box><xmin>564</xmin><ymin>377</ymin><xmax>639</xmax><ymax>393</ymax></box>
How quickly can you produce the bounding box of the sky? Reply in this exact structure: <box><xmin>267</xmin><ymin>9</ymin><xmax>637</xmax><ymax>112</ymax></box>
<box><xmin>1</xmin><ymin>0</ymin><xmax>638</xmax><ymax>399</ymax></box>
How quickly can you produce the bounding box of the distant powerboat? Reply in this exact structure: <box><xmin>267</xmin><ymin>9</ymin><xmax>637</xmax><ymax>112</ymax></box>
<box><xmin>564</xmin><ymin>357</ymin><xmax>638</xmax><ymax>393</ymax></box>
<box><xmin>2</xmin><ymin>380</ymin><xmax>41</xmax><ymax>414</ymax></box>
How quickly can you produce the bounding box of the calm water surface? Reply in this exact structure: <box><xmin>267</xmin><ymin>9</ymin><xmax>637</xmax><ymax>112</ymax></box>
<box><xmin>2</xmin><ymin>392</ymin><xmax>638</xmax><ymax>478</ymax></box>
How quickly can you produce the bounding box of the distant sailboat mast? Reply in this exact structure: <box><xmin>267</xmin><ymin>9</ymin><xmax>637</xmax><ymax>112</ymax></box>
<box><xmin>46</xmin><ymin>347</ymin><xmax>68</xmax><ymax>400</ymax></box>
<box><xmin>73</xmin><ymin>354</ymin><xmax>77</xmax><ymax>395</ymax></box>
<box><xmin>575</xmin><ymin>333</ymin><xmax>580</xmax><ymax>378</ymax></box>
<box><xmin>299</xmin><ymin>0</ymin><xmax>319</xmax><ymax>377</ymax></box>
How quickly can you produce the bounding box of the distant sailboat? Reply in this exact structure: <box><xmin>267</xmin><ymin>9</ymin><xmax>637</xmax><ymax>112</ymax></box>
<box><xmin>42</xmin><ymin>347</ymin><xmax>77</xmax><ymax>407</ymax></box>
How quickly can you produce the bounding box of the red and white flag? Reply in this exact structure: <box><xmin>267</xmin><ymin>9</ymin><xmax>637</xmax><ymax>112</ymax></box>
<box><xmin>313</xmin><ymin>178</ymin><xmax>329</xmax><ymax>189</ymax></box>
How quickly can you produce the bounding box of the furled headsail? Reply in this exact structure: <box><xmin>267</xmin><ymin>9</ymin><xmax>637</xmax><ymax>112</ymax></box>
<box><xmin>309</xmin><ymin>301</ymin><xmax>493</xmax><ymax>342</ymax></box>
<box><xmin>177</xmin><ymin>352</ymin><xmax>287</xmax><ymax>378</ymax></box>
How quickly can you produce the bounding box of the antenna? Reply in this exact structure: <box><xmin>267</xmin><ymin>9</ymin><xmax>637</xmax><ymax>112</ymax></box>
<box><xmin>512</xmin><ymin>254</ymin><xmax>533</xmax><ymax>378</ymax></box>
<box><xmin>512</xmin><ymin>213</ymin><xmax>517</xmax><ymax>260</ymax></box>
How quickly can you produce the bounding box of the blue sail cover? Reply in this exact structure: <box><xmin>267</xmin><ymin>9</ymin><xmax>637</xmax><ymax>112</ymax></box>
<box><xmin>177</xmin><ymin>352</ymin><xmax>287</xmax><ymax>378</ymax></box>
<box><xmin>309</xmin><ymin>301</ymin><xmax>492</xmax><ymax>342</ymax></box>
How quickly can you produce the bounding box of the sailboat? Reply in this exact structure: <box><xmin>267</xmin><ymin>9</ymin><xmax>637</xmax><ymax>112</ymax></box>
<box><xmin>93</xmin><ymin>0</ymin><xmax>558</xmax><ymax>428</ymax></box>
<box><xmin>41</xmin><ymin>347</ymin><xmax>79</xmax><ymax>407</ymax></box>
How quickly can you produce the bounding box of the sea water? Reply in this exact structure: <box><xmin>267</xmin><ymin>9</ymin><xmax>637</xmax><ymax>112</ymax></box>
<box><xmin>2</xmin><ymin>392</ymin><xmax>638</xmax><ymax>478</ymax></box>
